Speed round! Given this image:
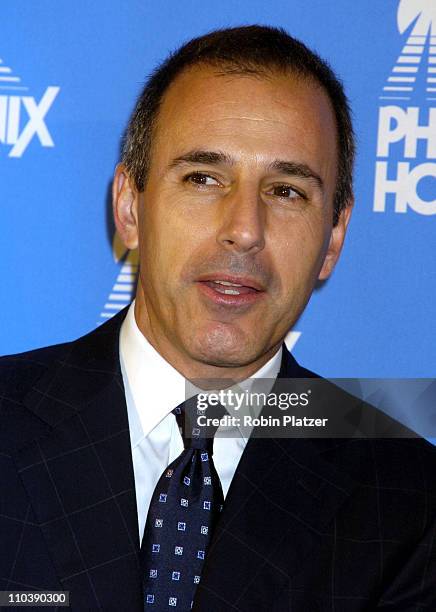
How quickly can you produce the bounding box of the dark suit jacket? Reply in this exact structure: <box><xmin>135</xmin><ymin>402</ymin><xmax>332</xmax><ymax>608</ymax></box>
<box><xmin>1</xmin><ymin>308</ymin><xmax>435</xmax><ymax>611</ymax></box>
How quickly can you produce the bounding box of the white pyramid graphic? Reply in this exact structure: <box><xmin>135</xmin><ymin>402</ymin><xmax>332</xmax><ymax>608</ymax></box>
<box><xmin>97</xmin><ymin>259</ymin><xmax>138</xmax><ymax>326</ymax></box>
<box><xmin>97</xmin><ymin>235</ymin><xmax>138</xmax><ymax>326</ymax></box>
<box><xmin>381</xmin><ymin>0</ymin><xmax>436</xmax><ymax>101</ymax></box>
<box><xmin>0</xmin><ymin>56</ymin><xmax>28</xmax><ymax>144</ymax></box>
<box><xmin>0</xmin><ymin>56</ymin><xmax>26</xmax><ymax>90</ymax></box>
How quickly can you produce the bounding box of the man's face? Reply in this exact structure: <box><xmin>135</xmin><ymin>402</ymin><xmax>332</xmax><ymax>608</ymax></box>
<box><xmin>116</xmin><ymin>66</ymin><xmax>351</xmax><ymax>371</ymax></box>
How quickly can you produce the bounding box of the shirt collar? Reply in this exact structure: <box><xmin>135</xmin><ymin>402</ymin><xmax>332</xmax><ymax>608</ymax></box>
<box><xmin>119</xmin><ymin>300</ymin><xmax>283</xmax><ymax>445</ymax></box>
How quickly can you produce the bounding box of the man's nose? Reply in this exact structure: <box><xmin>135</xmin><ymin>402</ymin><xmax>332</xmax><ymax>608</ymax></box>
<box><xmin>216</xmin><ymin>187</ymin><xmax>266</xmax><ymax>255</ymax></box>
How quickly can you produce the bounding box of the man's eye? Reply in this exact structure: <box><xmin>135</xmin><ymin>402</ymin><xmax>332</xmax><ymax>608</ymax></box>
<box><xmin>269</xmin><ymin>184</ymin><xmax>304</xmax><ymax>199</ymax></box>
<box><xmin>184</xmin><ymin>172</ymin><xmax>220</xmax><ymax>186</ymax></box>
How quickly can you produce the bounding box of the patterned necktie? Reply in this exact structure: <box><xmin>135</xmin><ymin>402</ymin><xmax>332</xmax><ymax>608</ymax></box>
<box><xmin>140</xmin><ymin>395</ymin><xmax>225</xmax><ymax>610</ymax></box>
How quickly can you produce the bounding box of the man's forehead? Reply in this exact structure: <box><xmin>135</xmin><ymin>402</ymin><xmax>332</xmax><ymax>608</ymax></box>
<box><xmin>157</xmin><ymin>64</ymin><xmax>332</xmax><ymax>123</ymax></box>
<box><xmin>151</xmin><ymin>64</ymin><xmax>338</xmax><ymax>186</ymax></box>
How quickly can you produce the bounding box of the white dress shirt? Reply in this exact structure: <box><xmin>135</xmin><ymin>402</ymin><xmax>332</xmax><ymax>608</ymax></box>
<box><xmin>119</xmin><ymin>301</ymin><xmax>282</xmax><ymax>543</ymax></box>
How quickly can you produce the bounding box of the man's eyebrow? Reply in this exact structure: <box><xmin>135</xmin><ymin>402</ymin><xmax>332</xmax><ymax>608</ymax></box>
<box><xmin>168</xmin><ymin>150</ymin><xmax>324</xmax><ymax>190</ymax></box>
<box><xmin>168</xmin><ymin>150</ymin><xmax>234</xmax><ymax>168</ymax></box>
<box><xmin>269</xmin><ymin>160</ymin><xmax>324</xmax><ymax>191</ymax></box>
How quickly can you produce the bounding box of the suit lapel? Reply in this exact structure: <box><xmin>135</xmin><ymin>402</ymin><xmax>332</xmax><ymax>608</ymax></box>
<box><xmin>13</xmin><ymin>310</ymin><xmax>143</xmax><ymax>611</ymax></box>
<box><xmin>194</xmin><ymin>347</ymin><xmax>358</xmax><ymax>611</ymax></box>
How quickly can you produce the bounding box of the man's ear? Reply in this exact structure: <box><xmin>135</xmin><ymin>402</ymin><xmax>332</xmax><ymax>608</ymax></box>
<box><xmin>112</xmin><ymin>163</ymin><xmax>139</xmax><ymax>250</ymax></box>
<box><xmin>318</xmin><ymin>200</ymin><xmax>353</xmax><ymax>281</ymax></box>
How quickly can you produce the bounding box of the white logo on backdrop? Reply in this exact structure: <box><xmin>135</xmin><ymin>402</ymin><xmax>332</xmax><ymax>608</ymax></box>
<box><xmin>0</xmin><ymin>56</ymin><xmax>59</xmax><ymax>157</ymax></box>
<box><xmin>374</xmin><ymin>0</ymin><xmax>436</xmax><ymax>215</ymax></box>
<box><xmin>97</xmin><ymin>238</ymin><xmax>138</xmax><ymax>326</ymax></box>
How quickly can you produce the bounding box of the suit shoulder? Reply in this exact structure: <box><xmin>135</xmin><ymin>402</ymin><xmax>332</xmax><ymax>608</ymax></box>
<box><xmin>319</xmin><ymin>435</ymin><xmax>436</xmax><ymax>500</ymax></box>
<box><xmin>0</xmin><ymin>315</ymin><xmax>122</xmax><ymax>454</ymax></box>
<box><xmin>0</xmin><ymin>342</ymin><xmax>80</xmax><ymax>449</ymax></box>
<box><xmin>290</xmin><ymin>371</ymin><xmax>436</xmax><ymax>494</ymax></box>
<box><xmin>1</xmin><ymin>340</ymin><xmax>73</xmax><ymax>364</ymax></box>
<box><xmin>0</xmin><ymin>308</ymin><xmax>127</xmax><ymax>397</ymax></box>
<box><xmin>0</xmin><ymin>341</ymin><xmax>74</xmax><ymax>398</ymax></box>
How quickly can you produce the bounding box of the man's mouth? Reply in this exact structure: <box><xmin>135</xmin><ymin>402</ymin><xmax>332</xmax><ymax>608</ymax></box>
<box><xmin>195</xmin><ymin>274</ymin><xmax>265</xmax><ymax>308</ymax></box>
<box><xmin>201</xmin><ymin>280</ymin><xmax>259</xmax><ymax>296</ymax></box>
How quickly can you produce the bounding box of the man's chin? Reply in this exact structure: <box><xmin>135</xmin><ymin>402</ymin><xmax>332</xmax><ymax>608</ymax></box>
<box><xmin>186</xmin><ymin>330</ymin><xmax>261</xmax><ymax>370</ymax></box>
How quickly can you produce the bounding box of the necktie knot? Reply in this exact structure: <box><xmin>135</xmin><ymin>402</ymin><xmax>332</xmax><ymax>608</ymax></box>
<box><xmin>173</xmin><ymin>394</ymin><xmax>226</xmax><ymax>452</ymax></box>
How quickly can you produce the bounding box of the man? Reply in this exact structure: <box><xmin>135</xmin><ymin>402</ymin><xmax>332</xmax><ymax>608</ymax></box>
<box><xmin>1</xmin><ymin>26</ymin><xmax>435</xmax><ymax>611</ymax></box>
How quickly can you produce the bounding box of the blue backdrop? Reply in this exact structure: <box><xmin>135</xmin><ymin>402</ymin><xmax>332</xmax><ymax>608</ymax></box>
<box><xmin>1</xmin><ymin>1</ymin><xmax>435</xmax><ymax>388</ymax></box>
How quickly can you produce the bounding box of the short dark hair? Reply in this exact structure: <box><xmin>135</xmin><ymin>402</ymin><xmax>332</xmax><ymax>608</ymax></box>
<box><xmin>122</xmin><ymin>25</ymin><xmax>354</xmax><ymax>225</ymax></box>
